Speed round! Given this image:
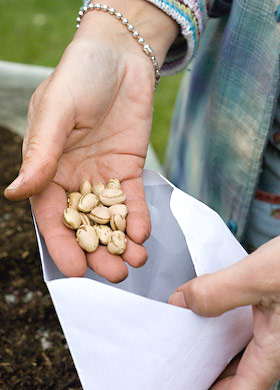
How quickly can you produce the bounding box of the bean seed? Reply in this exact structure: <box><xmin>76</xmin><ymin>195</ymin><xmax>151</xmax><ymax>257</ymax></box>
<box><xmin>63</xmin><ymin>208</ymin><xmax>82</xmax><ymax>230</ymax></box>
<box><xmin>89</xmin><ymin>206</ymin><xmax>111</xmax><ymax>224</ymax></box>
<box><xmin>110</xmin><ymin>214</ymin><xmax>126</xmax><ymax>232</ymax></box>
<box><xmin>80</xmin><ymin>180</ymin><xmax>92</xmax><ymax>195</ymax></box>
<box><xmin>76</xmin><ymin>225</ymin><xmax>99</xmax><ymax>252</ymax></box>
<box><xmin>107</xmin><ymin>230</ymin><xmax>126</xmax><ymax>255</ymax></box>
<box><xmin>109</xmin><ymin>204</ymin><xmax>128</xmax><ymax>217</ymax></box>
<box><xmin>99</xmin><ymin>188</ymin><xmax>126</xmax><ymax>206</ymax></box>
<box><xmin>68</xmin><ymin>192</ymin><xmax>82</xmax><ymax>210</ymax></box>
<box><xmin>94</xmin><ymin>225</ymin><xmax>112</xmax><ymax>245</ymax></box>
<box><xmin>107</xmin><ymin>178</ymin><xmax>121</xmax><ymax>189</ymax></box>
<box><xmin>78</xmin><ymin>193</ymin><xmax>99</xmax><ymax>213</ymax></box>
<box><xmin>79</xmin><ymin>213</ymin><xmax>91</xmax><ymax>226</ymax></box>
<box><xmin>63</xmin><ymin>178</ymin><xmax>128</xmax><ymax>257</ymax></box>
<box><xmin>92</xmin><ymin>182</ymin><xmax>105</xmax><ymax>196</ymax></box>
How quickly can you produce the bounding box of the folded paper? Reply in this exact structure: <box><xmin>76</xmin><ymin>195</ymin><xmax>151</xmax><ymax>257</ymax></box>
<box><xmin>34</xmin><ymin>170</ymin><xmax>253</xmax><ymax>390</ymax></box>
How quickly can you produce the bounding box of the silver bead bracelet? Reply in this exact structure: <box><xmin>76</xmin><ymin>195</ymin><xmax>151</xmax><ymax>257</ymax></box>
<box><xmin>76</xmin><ymin>2</ymin><xmax>161</xmax><ymax>90</ymax></box>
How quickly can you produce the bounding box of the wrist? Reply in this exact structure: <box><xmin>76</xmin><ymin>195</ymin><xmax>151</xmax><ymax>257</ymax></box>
<box><xmin>74</xmin><ymin>0</ymin><xmax>178</xmax><ymax>67</ymax></box>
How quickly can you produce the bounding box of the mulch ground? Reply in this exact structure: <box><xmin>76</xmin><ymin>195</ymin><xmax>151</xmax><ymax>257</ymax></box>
<box><xmin>0</xmin><ymin>127</ymin><xmax>82</xmax><ymax>389</ymax></box>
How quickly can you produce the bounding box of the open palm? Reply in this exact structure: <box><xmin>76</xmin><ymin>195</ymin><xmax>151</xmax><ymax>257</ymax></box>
<box><xmin>6</xmin><ymin>39</ymin><xmax>154</xmax><ymax>281</ymax></box>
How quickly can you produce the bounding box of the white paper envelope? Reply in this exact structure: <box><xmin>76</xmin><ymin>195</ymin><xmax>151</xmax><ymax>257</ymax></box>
<box><xmin>34</xmin><ymin>170</ymin><xmax>253</xmax><ymax>390</ymax></box>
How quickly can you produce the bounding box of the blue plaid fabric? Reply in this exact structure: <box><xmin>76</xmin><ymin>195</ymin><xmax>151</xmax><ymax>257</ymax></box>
<box><xmin>165</xmin><ymin>0</ymin><xmax>280</xmax><ymax>241</ymax></box>
<box><xmin>164</xmin><ymin>2</ymin><xmax>280</xmax><ymax>386</ymax></box>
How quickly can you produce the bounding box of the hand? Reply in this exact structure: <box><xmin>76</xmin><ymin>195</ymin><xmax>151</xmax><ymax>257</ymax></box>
<box><xmin>4</xmin><ymin>3</ymin><xmax>178</xmax><ymax>281</ymax></box>
<box><xmin>169</xmin><ymin>236</ymin><xmax>280</xmax><ymax>389</ymax></box>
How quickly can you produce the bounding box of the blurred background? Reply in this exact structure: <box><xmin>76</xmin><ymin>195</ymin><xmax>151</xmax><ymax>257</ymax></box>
<box><xmin>0</xmin><ymin>1</ymin><xmax>183</xmax><ymax>389</ymax></box>
<box><xmin>0</xmin><ymin>0</ymin><xmax>183</xmax><ymax>162</ymax></box>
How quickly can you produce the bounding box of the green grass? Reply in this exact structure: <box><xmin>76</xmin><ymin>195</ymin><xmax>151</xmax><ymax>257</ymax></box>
<box><xmin>0</xmin><ymin>0</ymin><xmax>183</xmax><ymax>163</ymax></box>
<box><xmin>152</xmin><ymin>74</ymin><xmax>182</xmax><ymax>162</ymax></box>
<box><xmin>0</xmin><ymin>0</ymin><xmax>80</xmax><ymax>67</ymax></box>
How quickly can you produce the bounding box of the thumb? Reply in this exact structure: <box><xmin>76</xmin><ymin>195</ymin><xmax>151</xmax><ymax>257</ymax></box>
<box><xmin>4</xmin><ymin>86</ymin><xmax>74</xmax><ymax>201</ymax></box>
<box><xmin>168</xmin><ymin>254</ymin><xmax>262</xmax><ymax>316</ymax></box>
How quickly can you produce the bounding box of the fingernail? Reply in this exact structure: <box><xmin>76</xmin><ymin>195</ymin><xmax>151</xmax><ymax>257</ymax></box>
<box><xmin>6</xmin><ymin>174</ymin><xmax>24</xmax><ymax>191</ymax></box>
<box><xmin>168</xmin><ymin>291</ymin><xmax>188</xmax><ymax>308</ymax></box>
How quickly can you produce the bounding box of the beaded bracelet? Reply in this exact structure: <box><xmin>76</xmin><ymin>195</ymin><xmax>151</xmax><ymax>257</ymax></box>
<box><xmin>76</xmin><ymin>2</ymin><xmax>161</xmax><ymax>90</ymax></box>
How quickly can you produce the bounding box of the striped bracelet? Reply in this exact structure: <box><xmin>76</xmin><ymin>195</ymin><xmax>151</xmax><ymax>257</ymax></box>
<box><xmin>76</xmin><ymin>3</ymin><xmax>161</xmax><ymax>90</ymax></box>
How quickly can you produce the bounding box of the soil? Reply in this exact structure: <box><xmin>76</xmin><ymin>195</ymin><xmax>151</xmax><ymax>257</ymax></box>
<box><xmin>0</xmin><ymin>127</ymin><xmax>82</xmax><ymax>390</ymax></box>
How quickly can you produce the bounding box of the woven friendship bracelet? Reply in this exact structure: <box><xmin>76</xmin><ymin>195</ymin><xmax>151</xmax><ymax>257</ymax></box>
<box><xmin>76</xmin><ymin>2</ymin><xmax>161</xmax><ymax>90</ymax></box>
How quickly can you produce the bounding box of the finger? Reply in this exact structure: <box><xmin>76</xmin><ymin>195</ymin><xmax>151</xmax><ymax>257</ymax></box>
<box><xmin>169</xmin><ymin>237</ymin><xmax>280</xmax><ymax>316</ymax></box>
<box><xmin>210</xmin><ymin>353</ymin><xmax>242</xmax><ymax>389</ymax></box>
<box><xmin>87</xmin><ymin>246</ymin><xmax>128</xmax><ymax>283</ymax></box>
<box><xmin>168</xmin><ymin>253</ymin><xmax>263</xmax><ymax>316</ymax></box>
<box><xmin>86</xmin><ymin>237</ymin><xmax>148</xmax><ymax>283</ymax></box>
<box><xmin>5</xmin><ymin>82</ymin><xmax>74</xmax><ymax>201</ymax></box>
<box><xmin>225</xmin><ymin>336</ymin><xmax>280</xmax><ymax>390</ymax></box>
<box><xmin>121</xmin><ymin>237</ymin><xmax>148</xmax><ymax>268</ymax></box>
<box><xmin>216</xmin><ymin>352</ymin><xmax>243</xmax><ymax>382</ymax></box>
<box><xmin>122</xmin><ymin>177</ymin><xmax>151</xmax><ymax>245</ymax></box>
<box><xmin>31</xmin><ymin>182</ymin><xmax>87</xmax><ymax>277</ymax></box>
<box><xmin>211</xmin><ymin>337</ymin><xmax>280</xmax><ymax>389</ymax></box>
<box><xmin>210</xmin><ymin>376</ymin><xmax>233</xmax><ymax>390</ymax></box>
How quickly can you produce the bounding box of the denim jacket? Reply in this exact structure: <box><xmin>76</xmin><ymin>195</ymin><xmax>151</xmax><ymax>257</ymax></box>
<box><xmin>164</xmin><ymin>0</ymin><xmax>280</xmax><ymax>240</ymax></box>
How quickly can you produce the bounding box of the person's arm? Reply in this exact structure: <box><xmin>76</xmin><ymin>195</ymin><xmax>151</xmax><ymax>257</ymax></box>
<box><xmin>2</xmin><ymin>1</ymin><xmax>182</xmax><ymax>280</ymax></box>
<box><xmin>5</xmin><ymin>0</ymin><xmax>211</xmax><ymax>201</ymax></box>
<box><xmin>169</xmin><ymin>236</ymin><xmax>280</xmax><ymax>389</ymax></box>
<box><xmin>4</xmin><ymin>0</ymin><xmax>209</xmax><ymax>282</ymax></box>
<box><xmin>76</xmin><ymin>0</ymin><xmax>180</xmax><ymax>68</ymax></box>
<box><xmin>4</xmin><ymin>0</ymin><xmax>179</xmax><ymax>202</ymax></box>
